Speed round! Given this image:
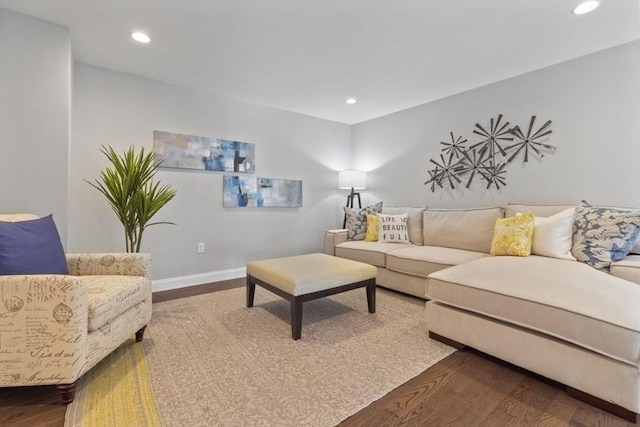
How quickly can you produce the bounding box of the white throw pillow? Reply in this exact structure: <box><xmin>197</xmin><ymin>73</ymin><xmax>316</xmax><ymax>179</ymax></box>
<box><xmin>531</xmin><ymin>208</ymin><xmax>576</xmax><ymax>260</ymax></box>
<box><xmin>377</xmin><ymin>213</ymin><xmax>410</xmax><ymax>243</ymax></box>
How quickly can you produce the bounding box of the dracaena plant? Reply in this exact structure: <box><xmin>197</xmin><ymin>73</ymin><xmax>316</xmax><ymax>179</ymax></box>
<box><xmin>87</xmin><ymin>145</ymin><xmax>177</xmax><ymax>252</ymax></box>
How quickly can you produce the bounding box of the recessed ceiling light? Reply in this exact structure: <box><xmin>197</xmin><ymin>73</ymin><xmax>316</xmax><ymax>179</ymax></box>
<box><xmin>345</xmin><ymin>98</ymin><xmax>357</xmax><ymax>105</ymax></box>
<box><xmin>131</xmin><ymin>32</ymin><xmax>151</xmax><ymax>43</ymax></box>
<box><xmin>572</xmin><ymin>1</ymin><xmax>599</xmax><ymax>15</ymax></box>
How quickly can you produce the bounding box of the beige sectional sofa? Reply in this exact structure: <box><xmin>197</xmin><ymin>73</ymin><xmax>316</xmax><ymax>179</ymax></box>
<box><xmin>324</xmin><ymin>204</ymin><xmax>640</xmax><ymax>420</ymax></box>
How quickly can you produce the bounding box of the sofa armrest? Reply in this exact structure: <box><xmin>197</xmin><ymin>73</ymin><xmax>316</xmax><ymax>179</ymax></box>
<box><xmin>0</xmin><ymin>274</ymin><xmax>88</xmax><ymax>386</ymax></box>
<box><xmin>66</xmin><ymin>253</ymin><xmax>152</xmax><ymax>279</ymax></box>
<box><xmin>611</xmin><ymin>254</ymin><xmax>640</xmax><ymax>285</ymax></box>
<box><xmin>324</xmin><ymin>229</ymin><xmax>348</xmax><ymax>256</ymax></box>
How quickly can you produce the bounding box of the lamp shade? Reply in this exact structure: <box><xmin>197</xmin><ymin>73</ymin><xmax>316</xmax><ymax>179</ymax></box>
<box><xmin>338</xmin><ymin>170</ymin><xmax>367</xmax><ymax>190</ymax></box>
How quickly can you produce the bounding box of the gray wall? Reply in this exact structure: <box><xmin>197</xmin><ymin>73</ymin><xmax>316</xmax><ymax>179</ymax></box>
<box><xmin>69</xmin><ymin>64</ymin><xmax>351</xmax><ymax>281</ymax></box>
<box><xmin>0</xmin><ymin>8</ymin><xmax>71</xmax><ymax>243</ymax></box>
<box><xmin>352</xmin><ymin>40</ymin><xmax>640</xmax><ymax>210</ymax></box>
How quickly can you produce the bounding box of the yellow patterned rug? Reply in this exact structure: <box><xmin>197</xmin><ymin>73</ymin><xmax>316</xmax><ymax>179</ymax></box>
<box><xmin>64</xmin><ymin>338</ymin><xmax>160</xmax><ymax>427</ymax></box>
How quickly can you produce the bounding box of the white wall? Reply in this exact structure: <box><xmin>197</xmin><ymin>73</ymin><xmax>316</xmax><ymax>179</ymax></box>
<box><xmin>0</xmin><ymin>8</ymin><xmax>71</xmax><ymax>243</ymax></box>
<box><xmin>6</xmin><ymin>5</ymin><xmax>640</xmax><ymax>286</ymax></box>
<box><xmin>352</xmin><ymin>40</ymin><xmax>640</xmax><ymax>210</ymax></box>
<box><xmin>69</xmin><ymin>64</ymin><xmax>351</xmax><ymax>282</ymax></box>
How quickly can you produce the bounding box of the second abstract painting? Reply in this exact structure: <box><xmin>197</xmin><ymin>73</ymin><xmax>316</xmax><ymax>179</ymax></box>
<box><xmin>223</xmin><ymin>176</ymin><xmax>302</xmax><ymax>207</ymax></box>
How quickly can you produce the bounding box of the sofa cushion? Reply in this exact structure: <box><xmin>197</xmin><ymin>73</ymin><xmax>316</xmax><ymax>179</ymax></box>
<box><xmin>84</xmin><ymin>275</ymin><xmax>150</xmax><ymax>331</ymax></box>
<box><xmin>386</xmin><ymin>246</ymin><xmax>487</xmax><ymax>279</ymax></box>
<box><xmin>426</xmin><ymin>256</ymin><xmax>640</xmax><ymax>366</ymax></box>
<box><xmin>0</xmin><ymin>214</ymin><xmax>39</xmax><ymax>222</ymax></box>
<box><xmin>423</xmin><ymin>207</ymin><xmax>503</xmax><ymax>253</ymax></box>
<box><xmin>611</xmin><ymin>255</ymin><xmax>640</xmax><ymax>285</ymax></box>
<box><xmin>381</xmin><ymin>206</ymin><xmax>425</xmax><ymax>245</ymax></box>
<box><xmin>335</xmin><ymin>241</ymin><xmax>413</xmax><ymax>267</ymax></box>
<box><xmin>505</xmin><ymin>203</ymin><xmax>576</xmax><ymax>218</ymax></box>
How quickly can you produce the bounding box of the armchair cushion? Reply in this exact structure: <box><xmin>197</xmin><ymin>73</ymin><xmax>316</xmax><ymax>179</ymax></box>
<box><xmin>0</xmin><ymin>214</ymin><xmax>68</xmax><ymax>275</ymax></box>
<box><xmin>84</xmin><ymin>275</ymin><xmax>150</xmax><ymax>331</ymax></box>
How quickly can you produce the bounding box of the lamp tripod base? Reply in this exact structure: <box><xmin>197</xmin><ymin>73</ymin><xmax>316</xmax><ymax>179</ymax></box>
<box><xmin>342</xmin><ymin>188</ymin><xmax>362</xmax><ymax>228</ymax></box>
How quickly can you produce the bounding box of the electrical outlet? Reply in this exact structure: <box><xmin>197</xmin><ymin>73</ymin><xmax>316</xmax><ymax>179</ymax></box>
<box><xmin>197</xmin><ymin>242</ymin><xmax>205</xmax><ymax>254</ymax></box>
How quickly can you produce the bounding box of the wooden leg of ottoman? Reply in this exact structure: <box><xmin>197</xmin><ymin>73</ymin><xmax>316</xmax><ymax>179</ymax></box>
<box><xmin>246</xmin><ymin>275</ymin><xmax>256</xmax><ymax>308</ymax></box>
<box><xmin>365</xmin><ymin>279</ymin><xmax>376</xmax><ymax>313</ymax></box>
<box><xmin>291</xmin><ymin>297</ymin><xmax>303</xmax><ymax>340</ymax></box>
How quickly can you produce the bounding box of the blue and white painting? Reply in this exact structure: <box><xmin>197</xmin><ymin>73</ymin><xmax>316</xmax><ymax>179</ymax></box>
<box><xmin>153</xmin><ymin>130</ymin><xmax>255</xmax><ymax>173</ymax></box>
<box><xmin>223</xmin><ymin>176</ymin><xmax>302</xmax><ymax>207</ymax></box>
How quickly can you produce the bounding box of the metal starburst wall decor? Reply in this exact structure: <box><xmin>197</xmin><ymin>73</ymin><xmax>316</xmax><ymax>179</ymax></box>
<box><xmin>424</xmin><ymin>114</ymin><xmax>556</xmax><ymax>191</ymax></box>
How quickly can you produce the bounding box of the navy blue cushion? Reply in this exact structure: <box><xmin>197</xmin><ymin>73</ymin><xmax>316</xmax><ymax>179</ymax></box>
<box><xmin>0</xmin><ymin>215</ymin><xmax>68</xmax><ymax>275</ymax></box>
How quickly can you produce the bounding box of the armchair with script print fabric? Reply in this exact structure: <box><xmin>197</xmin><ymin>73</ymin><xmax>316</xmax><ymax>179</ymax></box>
<box><xmin>0</xmin><ymin>214</ymin><xmax>152</xmax><ymax>403</ymax></box>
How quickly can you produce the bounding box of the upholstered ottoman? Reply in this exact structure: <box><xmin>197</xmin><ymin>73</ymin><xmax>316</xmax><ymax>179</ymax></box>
<box><xmin>246</xmin><ymin>253</ymin><xmax>377</xmax><ymax>339</ymax></box>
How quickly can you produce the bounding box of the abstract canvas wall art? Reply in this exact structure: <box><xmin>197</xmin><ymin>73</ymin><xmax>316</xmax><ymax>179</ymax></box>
<box><xmin>223</xmin><ymin>176</ymin><xmax>302</xmax><ymax>207</ymax></box>
<box><xmin>153</xmin><ymin>130</ymin><xmax>255</xmax><ymax>173</ymax></box>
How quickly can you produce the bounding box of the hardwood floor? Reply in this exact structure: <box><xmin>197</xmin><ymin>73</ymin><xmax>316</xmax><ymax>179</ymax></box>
<box><xmin>1</xmin><ymin>280</ymin><xmax>636</xmax><ymax>426</ymax></box>
<box><xmin>339</xmin><ymin>348</ymin><xmax>636</xmax><ymax>426</ymax></box>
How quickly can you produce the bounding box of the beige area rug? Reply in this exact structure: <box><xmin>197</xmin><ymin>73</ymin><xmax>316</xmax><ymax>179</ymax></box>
<box><xmin>142</xmin><ymin>286</ymin><xmax>455</xmax><ymax>426</ymax></box>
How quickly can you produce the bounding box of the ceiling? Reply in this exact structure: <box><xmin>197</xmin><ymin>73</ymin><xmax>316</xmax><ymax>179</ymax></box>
<box><xmin>1</xmin><ymin>1</ymin><xmax>639</xmax><ymax>124</ymax></box>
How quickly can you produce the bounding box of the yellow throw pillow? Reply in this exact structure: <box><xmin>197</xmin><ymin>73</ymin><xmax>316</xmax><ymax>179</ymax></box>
<box><xmin>364</xmin><ymin>214</ymin><xmax>379</xmax><ymax>242</ymax></box>
<box><xmin>490</xmin><ymin>212</ymin><xmax>535</xmax><ymax>256</ymax></box>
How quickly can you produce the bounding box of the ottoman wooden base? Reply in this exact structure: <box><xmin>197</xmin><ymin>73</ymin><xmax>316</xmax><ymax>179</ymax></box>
<box><xmin>246</xmin><ymin>253</ymin><xmax>377</xmax><ymax>340</ymax></box>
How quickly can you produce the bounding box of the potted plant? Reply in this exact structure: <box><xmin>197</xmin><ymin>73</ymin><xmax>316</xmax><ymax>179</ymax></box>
<box><xmin>87</xmin><ymin>145</ymin><xmax>177</xmax><ymax>252</ymax></box>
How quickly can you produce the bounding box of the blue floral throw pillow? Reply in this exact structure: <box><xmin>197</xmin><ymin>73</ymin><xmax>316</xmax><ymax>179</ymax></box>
<box><xmin>344</xmin><ymin>202</ymin><xmax>383</xmax><ymax>241</ymax></box>
<box><xmin>571</xmin><ymin>202</ymin><xmax>640</xmax><ymax>270</ymax></box>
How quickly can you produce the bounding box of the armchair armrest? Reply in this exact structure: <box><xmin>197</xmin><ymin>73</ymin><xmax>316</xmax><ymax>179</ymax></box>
<box><xmin>0</xmin><ymin>274</ymin><xmax>88</xmax><ymax>386</ymax></box>
<box><xmin>66</xmin><ymin>253</ymin><xmax>152</xmax><ymax>279</ymax></box>
<box><xmin>324</xmin><ymin>229</ymin><xmax>348</xmax><ymax>256</ymax></box>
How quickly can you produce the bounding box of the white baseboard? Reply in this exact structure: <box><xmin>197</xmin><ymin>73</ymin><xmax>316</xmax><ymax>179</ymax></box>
<box><xmin>152</xmin><ymin>267</ymin><xmax>246</xmax><ymax>293</ymax></box>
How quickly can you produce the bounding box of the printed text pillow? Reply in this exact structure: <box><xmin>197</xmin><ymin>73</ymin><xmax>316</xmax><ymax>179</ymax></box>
<box><xmin>377</xmin><ymin>213</ymin><xmax>410</xmax><ymax>243</ymax></box>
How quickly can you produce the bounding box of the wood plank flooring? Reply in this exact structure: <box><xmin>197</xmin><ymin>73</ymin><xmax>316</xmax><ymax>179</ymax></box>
<box><xmin>1</xmin><ymin>280</ymin><xmax>635</xmax><ymax>426</ymax></box>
